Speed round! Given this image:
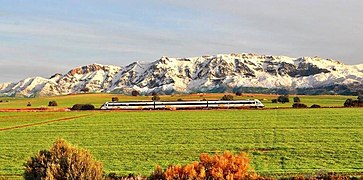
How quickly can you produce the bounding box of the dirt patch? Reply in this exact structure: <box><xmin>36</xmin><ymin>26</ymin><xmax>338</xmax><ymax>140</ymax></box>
<box><xmin>0</xmin><ymin>108</ymin><xmax>70</xmax><ymax>112</ymax></box>
<box><xmin>0</xmin><ymin>114</ymin><xmax>92</xmax><ymax>132</ymax></box>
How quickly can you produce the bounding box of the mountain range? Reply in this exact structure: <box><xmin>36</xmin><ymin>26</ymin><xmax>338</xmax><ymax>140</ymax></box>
<box><xmin>1</xmin><ymin>53</ymin><xmax>363</xmax><ymax>97</ymax></box>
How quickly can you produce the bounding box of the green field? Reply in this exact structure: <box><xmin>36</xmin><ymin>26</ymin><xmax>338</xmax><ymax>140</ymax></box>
<box><xmin>1</xmin><ymin>107</ymin><xmax>363</xmax><ymax>178</ymax></box>
<box><xmin>0</xmin><ymin>93</ymin><xmax>356</xmax><ymax>109</ymax></box>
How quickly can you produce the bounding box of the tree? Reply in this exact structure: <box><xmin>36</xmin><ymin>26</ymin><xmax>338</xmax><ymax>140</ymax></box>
<box><xmin>111</xmin><ymin>97</ymin><xmax>119</xmax><ymax>102</ymax></box>
<box><xmin>221</xmin><ymin>95</ymin><xmax>234</xmax><ymax>101</ymax></box>
<box><xmin>131</xmin><ymin>90</ymin><xmax>140</xmax><ymax>96</ymax></box>
<box><xmin>293</xmin><ymin>96</ymin><xmax>301</xmax><ymax>103</ymax></box>
<box><xmin>344</xmin><ymin>99</ymin><xmax>353</xmax><ymax>107</ymax></box>
<box><xmin>277</xmin><ymin>95</ymin><xmax>289</xmax><ymax>103</ymax></box>
<box><xmin>48</xmin><ymin>101</ymin><xmax>58</xmax><ymax>106</ymax></box>
<box><xmin>358</xmin><ymin>95</ymin><xmax>363</xmax><ymax>102</ymax></box>
<box><xmin>152</xmin><ymin>94</ymin><xmax>160</xmax><ymax>101</ymax></box>
<box><xmin>27</xmin><ymin>102</ymin><xmax>32</xmax><ymax>107</ymax></box>
<box><xmin>235</xmin><ymin>91</ymin><xmax>243</xmax><ymax>96</ymax></box>
<box><xmin>80</xmin><ymin>87</ymin><xmax>90</xmax><ymax>93</ymax></box>
<box><xmin>151</xmin><ymin>92</ymin><xmax>158</xmax><ymax>96</ymax></box>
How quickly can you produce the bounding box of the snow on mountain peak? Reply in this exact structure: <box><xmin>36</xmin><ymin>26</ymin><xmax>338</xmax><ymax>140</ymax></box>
<box><xmin>1</xmin><ymin>53</ymin><xmax>362</xmax><ymax>97</ymax></box>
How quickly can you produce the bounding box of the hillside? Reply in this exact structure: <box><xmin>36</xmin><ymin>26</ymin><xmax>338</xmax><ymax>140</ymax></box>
<box><xmin>1</xmin><ymin>53</ymin><xmax>363</xmax><ymax>97</ymax></box>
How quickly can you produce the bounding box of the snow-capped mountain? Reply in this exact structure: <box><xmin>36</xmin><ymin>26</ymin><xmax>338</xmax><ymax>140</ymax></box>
<box><xmin>1</xmin><ymin>53</ymin><xmax>363</xmax><ymax>97</ymax></box>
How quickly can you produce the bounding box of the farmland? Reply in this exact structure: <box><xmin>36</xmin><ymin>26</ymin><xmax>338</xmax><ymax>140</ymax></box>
<box><xmin>0</xmin><ymin>94</ymin><xmax>363</xmax><ymax>179</ymax></box>
<box><xmin>0</xmin><ymin>93</ymin><xmax>356</xmax><ymax>109</ymax></box>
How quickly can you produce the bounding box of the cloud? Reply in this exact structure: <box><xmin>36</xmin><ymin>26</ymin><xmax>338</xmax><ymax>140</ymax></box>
<box><xmin>156</xmin><ymin>0</ymin><xmax>363</xmax><ymax>63</ymax></box>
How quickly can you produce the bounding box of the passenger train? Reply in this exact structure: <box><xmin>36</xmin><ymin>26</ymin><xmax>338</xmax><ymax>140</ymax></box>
<box><xmin>100</xmin><ymin>99</ymin><xmax>264</xmax><ymax>110</ymax></box>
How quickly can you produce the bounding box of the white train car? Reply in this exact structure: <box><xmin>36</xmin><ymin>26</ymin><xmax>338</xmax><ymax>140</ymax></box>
<box><xmin>100</xmin><ymin>99</ymin><xmax>264</xmax><ymax>110</ymax></box>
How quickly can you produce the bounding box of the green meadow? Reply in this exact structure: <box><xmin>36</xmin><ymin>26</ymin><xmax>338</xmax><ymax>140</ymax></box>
<box><xmin>0</xmin><ymin>93</ymin><xmax>356</xmax><ymax>109</ymax></box>
<box><xmin>1</xmin><ymin>103</ymin><xmax>362</xmax><ymax>178</ymax></box>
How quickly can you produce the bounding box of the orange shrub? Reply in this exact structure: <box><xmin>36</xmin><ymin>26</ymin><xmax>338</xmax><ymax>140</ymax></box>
<box><xmin>151</xmin><ymin>151</ymin><xmax>260</xmax><ymax>180</ymax></box>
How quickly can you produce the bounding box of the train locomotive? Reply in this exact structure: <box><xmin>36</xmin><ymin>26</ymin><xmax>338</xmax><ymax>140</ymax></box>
<box><xmin>100</xmin><ymin>99</ymin><xmax>264</xmax><ymax>110</ymax></box>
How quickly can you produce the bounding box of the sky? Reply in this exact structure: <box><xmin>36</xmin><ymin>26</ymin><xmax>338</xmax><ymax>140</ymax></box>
<box><xmin>1</xmin><ymin>0</ymin><xmax>363</xmax><ymax>83</ymax></box>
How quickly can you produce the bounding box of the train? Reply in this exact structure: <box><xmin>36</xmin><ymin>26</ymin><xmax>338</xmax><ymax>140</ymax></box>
<box><xmin>100</xmin><ymin>99</ymin><xmax>264</xmax><ymax>110</ymax></box>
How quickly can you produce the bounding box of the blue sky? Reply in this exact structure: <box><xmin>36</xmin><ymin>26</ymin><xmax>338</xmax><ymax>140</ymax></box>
<box><xmin>1</xmin><ymin>0</ymin><xmax>363</xmax><ymax>83</ymax></box>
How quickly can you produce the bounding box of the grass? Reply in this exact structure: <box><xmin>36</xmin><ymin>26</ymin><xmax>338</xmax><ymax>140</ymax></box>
<box><xmin>0</xmin><ymin>93</ymin><xmax>356</xmax><ymax>109</ymax></box>
<box><xmin>0</xmin><ymin>108</ymin><xmax>363</xmax><ymax>179</ymax></box>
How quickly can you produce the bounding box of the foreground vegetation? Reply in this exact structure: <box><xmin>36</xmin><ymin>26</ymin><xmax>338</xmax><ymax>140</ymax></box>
<box><xmin>1</xmin><ymin>108</ymin><xmax>362</xmax><ymax>179</ymax></box>
<box><xmin>26</xmin><ymin>139</ymin><xmax>361</xmax><ymax>180</ymax></box>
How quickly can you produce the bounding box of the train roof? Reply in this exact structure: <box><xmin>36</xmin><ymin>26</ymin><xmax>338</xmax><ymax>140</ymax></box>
<box><xmin>105</xmin><ymin>99</ymin><xmax>259</xmax><ymax>103</ymax></box>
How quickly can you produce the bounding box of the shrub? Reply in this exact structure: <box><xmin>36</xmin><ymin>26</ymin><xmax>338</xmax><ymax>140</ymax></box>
<box><xmin>150</xmin><ymin>151</ymin><xmax>258</xmax><ymax>180</ymax></box>
<box><xmin>81</xmin><ymin>87</ymin><xmax>90</xmax><ymax>93</ymax></box>
<box><xmin>235</xmin><ymin>91</ymin><xmax>243</xmax><ymax>96</ymax></box>
<box><xmin>293</xmin><ymin>96</ymin><xmax>301</xmax><ymax>103</ymax></box>
<box><xmin>177</xmin><ymin>98</ymin><xmax>183</xmax><ymax>101</ymax></box>
<box><xmin>344</xmin><ymin>98</ymin><xmax>363</xmax><ymax>107</ymax></box>
<box><xmin>284</xmin><ymin>173</ymin><xmax>362</xmax><ymax>180</ymax></box>
<box><xmin>358</xmin><ymin>96</ymin><xmax>363</xmax><ymax>106</ymax></box>
<box><xmin>111</xmin><ymin>97</ymin><xmax>119</xmax><ymax>102</ymax></box>
<box><xmin>152</xmin><ymin>95</ymin><xmax>160</xmax><ymax>101</ymax></box>
<box><xmin>277</xmin><ymin>95</ymin><xmax>289</xmax><ymax>103</ymax></box>
<box><xmin>292</xmin><ymin>103</ymin><xmax>307</xmax><ymax>108</ymax></box>
<box><xmin>105</xmin><ymin>173</ymin><xmax>143</xmax><ymax>180</ymax></box>
<box><xmin>131</xmin><ymin>90</ymin><xmax>140</xmax><ymax>96</ymax></box>
<box><xmin>358</xmin><ymin>95</ymin><xmax>363</xmax><ymax>102</ymax></box>
<box><xmin>310</xmin><ymin>104</ymin><xmax>321</xmax><ymax>108</ymax></box>
<box><xmin>221</xmin><ymin>95</ymin><xmax>234</xmax><ymax>101</ymax></box>
<box><xmin>48</xmin><ymin>101</ymin><xmax>58</xmax><ymax>106</ymax></box>
<box><xmin>344</xmin><ymin>98</ymin><xmax>353</xmax><ymax>107</ymax></box>
<box><xmin>271</xmin><ymin>99</ymin><xmax>278</xmax><ymax>103</ymax></box>
<box><xmin>27</xmin><ymin>102</ymin><xmax>32</xmax><ymax>107</ymax></box>
<box><xmin>71</xmin><ymin>104</ymin><xmax>95</xmax><ymax>110</ymax></box>
<box><xmin>24</xmin><ymin>139</ymin><xmax>103</xmax><ymax>180</ymax></box>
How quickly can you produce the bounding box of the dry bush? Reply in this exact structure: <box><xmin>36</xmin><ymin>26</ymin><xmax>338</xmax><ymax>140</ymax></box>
<box><xmin>24</xmin><ymin>139</ymin><xmax>103</xmax><ymax>180</ymax></box>
<box><xmin>150</xmin><ymin>151</ymin><xmax>260</xmax><ymax>180</ymax></box>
